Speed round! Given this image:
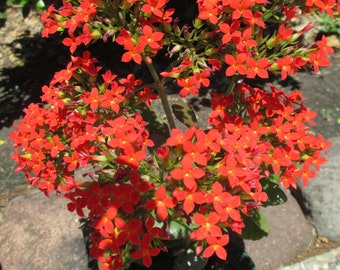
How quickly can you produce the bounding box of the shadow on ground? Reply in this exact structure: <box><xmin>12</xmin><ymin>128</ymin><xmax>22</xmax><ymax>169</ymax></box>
<box><xmin>0</xmin><ymin>34</ymin><xmax>69</xmax><ymax>129</ymax></box>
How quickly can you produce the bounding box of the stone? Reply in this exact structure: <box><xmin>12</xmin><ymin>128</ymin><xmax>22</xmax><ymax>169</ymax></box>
<box><xmin>244</xmin><ymin>190</ymin><xmax>314</xmax><ymax>270</ymax></box>
<box><xmin>297</xmin><ymin>136</ymin><xmax>340</xmax><ymax>242</ymax></box>
<box><xmin>0</xmin><ymin>190</ymin><xmax>88</xmax><ymax>270</ymax></box>
<box><xmin>326</xmin><ymin>35</ymin><xmax>340</xmax><ymax>50</ymax></box>
<box><xmin>278</xmin><ymin>246</ymin><xmax>340</xmax><ymax>270</ymax></box>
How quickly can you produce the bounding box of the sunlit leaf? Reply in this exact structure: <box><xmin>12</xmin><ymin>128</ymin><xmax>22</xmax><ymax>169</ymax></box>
<box><xmin>168</xmin><ymin>219</ymin><xmax>192</xmax><ymax>239</ymax></box>
<box><xmin>171</xmin><ymin>101</ymin><xmax>198</xmax><ymax>128</ymax></box>
<box><xmin>262</xmin><ymin>180</ymin><xmax>288</xmax><ymax>206</ymax></box>
<box><xmin>241</xmin><ymin>210</ymin><xmax>269</xmax><ymax>240</ymax></box>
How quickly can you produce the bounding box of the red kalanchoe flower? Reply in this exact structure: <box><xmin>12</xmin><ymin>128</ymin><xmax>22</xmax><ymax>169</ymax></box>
<box><xmin>202</xmin><ymin>234</ymin><xmax>229</xmax><ymax>260</ymax></box>
<box><xmin>225</xmin><ymin>53</ymin><xmax>248</xmax><ymax>77</ymax></box>
<box><xmin>130</xmin><ymin>234</ymin><xmax>161</xmax><ymax>268</ymax></box>
<box><xmin>191</xmin><ymin>212</ymin><xmax>222</xmax><ymax>240</ymax></box>
<box><xmin>170</xmin><ymin>155</ymin><xmax>205</xmax><ymax>190</ymax></box>
<box><xmin>145</xmin><ymin>186</ymin><xmax>176</xmax><ymax>221</ymax></box>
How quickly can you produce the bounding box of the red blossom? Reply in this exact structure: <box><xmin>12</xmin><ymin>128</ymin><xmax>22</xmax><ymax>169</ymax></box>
<box><xmin>145</xmin><ymin>186</ymin><xmax>176</xmax><ymax>220</ymax></box>
<box><xmin>225</xmin><ymin>53</ymin><xmax>248</xmax><ymax>76</ymax></box>
<box><xmin>170</xmin><ymin>155</ymin><xmax>205</xmax><ymax>190</ymax></box>
<box><xmin>92</xmin><ymin>200</ymin><xmax>121</xmax><ymax>235</ymax></box>
<box><xmin>44</xmin><ymin>135</ymin><xmax>65</xmax><ymax>158</ymax></box>
<box><xmin>217</xmin><ymin>155</ymin><xmax>250</xmax><ymax>188</ymax></box>
<box><xmin>63</xmin><ymin>151</ymin><xmax>81</xmax><ymax>172</ymax></box>
<box><xmin>202</xmin><ymin>234</ymin><xmax>229</xmax><ymax>260</ymax></box>
<box><xmin>137</xmin><ymin>86</ymin><xmax>158</xmax><ymax>106</ymax></box>
<box><xmin>166</xmin><ymin>127</ymin><xmax>195</xmax><ymax>147</ymax></box>
<box><xmin>116</xmin><ymin>145</ymin><xmax>146</xmax><ymax>169</ymax></box>
<box><xmin>130</xmin><ymin>234</ymin><xmax>160</xmax><ymax>268</ymax></box>
<box><xmin>246</xmin><ymin>57</ymin><xmax>269</xmax><ymax>79</ymax></box>
<box><xmin>191</xmin><ymin>212</ymin><xmax>222</xmax><ymax>240</ymax></box>
<box><xmin>276</xmin><ymin>25</ymin><xmax>294</xmax><ymax>42</ymax></box>
<box><xmin>172</xmin><ymin>188</ymin><xmax>206</xmax><ymax>215</ymax></box>
<box><xmin>207</xmin><ymin>182</ymin><xmax>242</xmax><ymax>222</ymax></box>
<box><xmin>177</xmin><ymin>76</ymin><xmax>199</xmax><ymax>97</ymax></box>
<box><xmin>121</xmin><ymin>40</ymin><xmax>144</xmax><ymax>64</ymax></box>
<box><xmin>183</xmin><ymin>140</ymin><xmax>208</xmax><ymax>166</ymax></box>
<box><xmin>139</xmin><ymin>25</ymin><xmax>164</xmax><ymax>50</ymax></box>
<box><xmin>277</xmin><ymin>55</ymin><xmax>296</xmax><ymax>80</ymax></box>
<box><xmin>115</xmin><ymin>218</ymin><xmax>142</xmax><ymax>246</ymax></box>
<box><xmin>62</xmin><ymin>34</ymin><xmax>82</xmax><ymax>54</ymax></box>
<box><xmin>198</xmin><ymin>0</ymin><xmax>221</xmax><ymax>24</ymax></box>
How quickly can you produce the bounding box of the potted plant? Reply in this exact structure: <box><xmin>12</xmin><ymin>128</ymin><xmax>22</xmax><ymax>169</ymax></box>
<box><xmin>10</xmin><ymin>0</ymin><xmax>336</xmax><ymax>269</ymax></box>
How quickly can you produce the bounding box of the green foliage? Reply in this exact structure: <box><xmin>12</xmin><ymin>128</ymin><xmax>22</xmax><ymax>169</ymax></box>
<box><xmin>222</xmin><ymin>250</ymin><xmax>257</xmax><ymax>270</ymax></box>
<box><xmin>262</xmin><ymin>181</ymin><xmax>288</xmax><ymax>206</ymax></box>
<box><xmin>241</xmin><ymin>210</ymin><xmax>269</xmax><ymax>240</ymax></box>
<box><xmin>140</xmin><ymin>105</ymin><xmax>170</xmax><ymax>148</ymax></box>
<box><xmin>320</xmin><ymin>13</ymin><xmax>340</xmax><ymax>37</ymax></box>
<box><xmin>172</xmin><ymin>240</ymin><xmax>208</xmax><ymax>270</ymax></box>
<box><xmin>171</xmin><ymin>101</ymin><xmax>198</xmax><ymax>128</ymax></box>
<box><xmin>261</xmin><ymin>174</ymin><xmax>288</xmax><ymax>207</ymax></box>
<box><xmin>167</xmin><ymin>219</ymin><xmax>194</xmax><ymax>239</ymax></box>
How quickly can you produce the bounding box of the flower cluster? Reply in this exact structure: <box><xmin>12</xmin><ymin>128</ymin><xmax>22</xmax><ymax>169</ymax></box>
<box><xmin>10</xmin><ymin>0</ymin><xmax>336</xmax><ymax>269</ymax></box>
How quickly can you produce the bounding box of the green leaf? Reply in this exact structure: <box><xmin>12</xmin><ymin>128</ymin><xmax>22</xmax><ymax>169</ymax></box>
<box><xmin>261</xmin><ymin>180</ymin><xmax>288</xmax><ymax>206</ymax></box>
<box><xmin>268</xmin><ymin>173</ymin><xmax>280</xmax><ymax>185</ymax></box>
<box><xmin>232</xmin><ymin>251</ymin><xmax>257</xmax><ymax>270</ymax></box>
<box><xmin>140</xmin><ymin>106</ymin><xmax>170</xmax><ymax>148</ymax></box>
<box><xmin>0</xmin><ymin>11</ymin><xmax>7</xmax><ymax>20</ymax></box>
<box><xmin>220</xmin><ymin>249</ymin><xmax>257</xmax><ymax>270</ymax></box>
<box><xmin>35</xmin><ymin>0</ymin><xmax>45</xmax><ymax>10</ymax></box>
<box><xmin>171</xmin><ymin>101</ymin><xmax>198</xmax><ymax>128</ymax></box>
<box><xmin>173</xmin><ymin>240</ymin><xmax>208</xmax><ymax>270</ymax></box>
<box><xmin>241</xmin><ymin>210</ymin><xmax>269</xmax><ymax>240</ymax></box>
<box><xmin>168</xmin><ymin>219</ymin><xmax>193</xmax><ymax>239</ymax></box>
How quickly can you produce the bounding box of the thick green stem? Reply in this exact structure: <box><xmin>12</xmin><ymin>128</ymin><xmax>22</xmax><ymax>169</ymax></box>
<box><xmin>146</xmin><ymin>62</ymin><xmax>176</xmax><ymax>130</ymax></box>
<box><xmin>226</xmin><ymin>75</ymin><xmax>238</xmax><ymax>95</ymax></box>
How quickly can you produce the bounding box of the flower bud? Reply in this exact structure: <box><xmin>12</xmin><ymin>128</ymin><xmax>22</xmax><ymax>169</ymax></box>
<box><xmin>162</xmin><ymin>22</ymin><xmax>172</xmax><ymax>33</ymax></box>
<box><xmin>270</xmin><ymin>63</ymin><xmax>279</xmax><ymax>71</ymax></box>
<box><xmin>266</xmin><ymin>37</ymin><xmax>277</xmax><ymax>49</ymax></box>
<box><xmin>169</xmin><ymin>44</ymin><xmax>182</xmax><ymax>56</ymax></box>
<box><xmin>91</xmin><ymin>29</ymin><xmax>102</xmax><ymax>40</ymax></box>
<box><xmin>205</xmin><ymin>47</ymin><xmax>219</xmax><ymax>56</ymax></box>
<box><xmin>157</xmin><ymin>146</ymin><xmax>169</xmax><ymax>160</ymax></box>
<box><xmin>193</xmin><ymin>18</ymin><xmax>203</xmax><ymax>29</ymax></box>
<box><xmin>92</xmin><ymin>155</ymin><xmax>108</xmax><ymax>162</ymax></box>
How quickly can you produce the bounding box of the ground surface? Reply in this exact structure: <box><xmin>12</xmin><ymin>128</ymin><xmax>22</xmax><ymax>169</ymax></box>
<box><xmin>0</xmin><ymin>7</ymin><xmax>340</xmax><ymax>268</ymax></box>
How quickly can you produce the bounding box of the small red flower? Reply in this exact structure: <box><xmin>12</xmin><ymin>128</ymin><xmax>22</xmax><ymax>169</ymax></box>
<box><xmin>170</xmin><ymin>155</ymin><xmax>205</xmax><ymax>190</ymax></box>
<box><xmin>138</xmin><ymin>25</ymin><xmax>164</xmax><ymax>50</ymax></box>
<box><xmin>172</xmin><ymin>188</ymin><xmax>206</xmax><ymax>215</ymax></box>
<box><xmin>145</xmin><ymin>186</ymin><xmax>176</xmax><ymax>221</ymax></box>
<box><xmin>116</xmin><ymin>145</ymin><xmax>146</xmax><ymax>169</ymax></box>
<box><xmin>62</xmin><ymin>34</ymin><xmax>82</xmax><ymax>54</ymax></box>
<box><xmin>277</xmin><ymin>55</ymin><xmax>295</xmax><ymax>80</ymax></box>
<box><xmin>130</xmin><ymin>234</ymin><xmax>160</xmax><ymax>268</ymax></box>
<box><xmin>225</xmin><ymin>53</ymin><xmax>248</xmax><ymax>77</ymax></box>
<box><xmin>121</xmin><ymin>40</ymin><xmax>144</xmax><ymax>64</ymax></box>
<box><xmin>191</xmin><ymin>212</ymin><xmax>222</xmax><ymax>240</ymax></box>
<box><xmin>177</xmin><ymin>76</ymin><xmax>199</xmax><ymax>97</ymax></box>
<box><xmin>246</xmin><ymin>57</ymin><xmax>269</xmax><ymax>79</ymax></box>
<box><xmin>137</xmin><ymin>86</ymin><xmax>158</xmax><ymax>107</ymax></box>
<box><xmin>202</xmin><ymin>234</ymin><xmax>229</xmax><ymax>260</ymax></box>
